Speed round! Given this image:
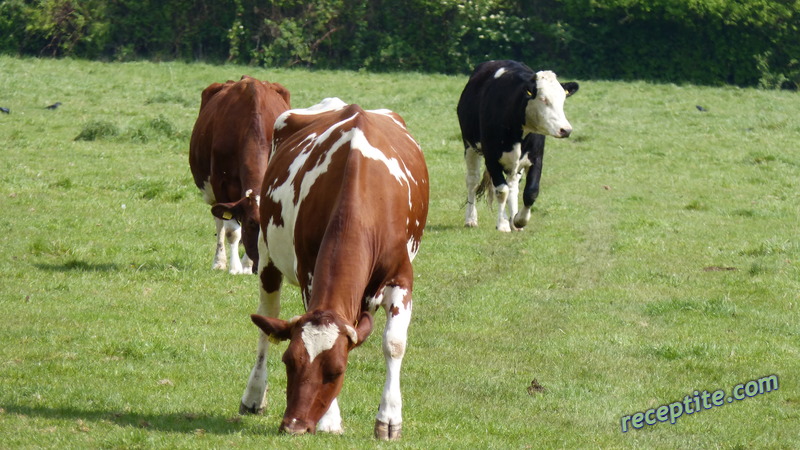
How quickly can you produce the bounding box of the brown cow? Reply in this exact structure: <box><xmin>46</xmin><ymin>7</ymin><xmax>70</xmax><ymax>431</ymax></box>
<box><xmin>239</xmin><ymin>98</ymin><xmax>429</xmax><ymax>440</ymax></box>
<box><xmin>189</xmin><ymin>75</ymin><xmax>290</xmax><ymax>274</ymax></box>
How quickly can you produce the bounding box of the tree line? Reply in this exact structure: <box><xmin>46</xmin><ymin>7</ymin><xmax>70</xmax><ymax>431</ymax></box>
<box><xmin>1</xmin><ymin>0</ymin><xmax>797</xmax><ymax>88</ymax></box>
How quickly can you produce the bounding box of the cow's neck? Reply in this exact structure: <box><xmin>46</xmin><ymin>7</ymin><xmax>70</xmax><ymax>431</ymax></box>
<box><xmin>307</xmin><ymin>272</ymin><xmax>369</xmax><ymax>325</ymax></box>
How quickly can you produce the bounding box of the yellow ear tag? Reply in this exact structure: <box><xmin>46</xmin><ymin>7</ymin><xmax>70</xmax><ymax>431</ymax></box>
<box><xmin>223</xmin><ymin>211</ymin><xmax>233</xmax><ymax>220</ymax></box>
<box><xmin>526</xmin><ymin>90</ymin><xmax>533</xmax><ymax>97</ymax></box>
<box><xmin>268</xmin><ymin>334</ymin><xmax>281</xmax><ymax>345</ymax></box>
<box><xmin>565</xmin><ymin>89</ymin><xmax>570</xmax><ymax>95</ymax></box>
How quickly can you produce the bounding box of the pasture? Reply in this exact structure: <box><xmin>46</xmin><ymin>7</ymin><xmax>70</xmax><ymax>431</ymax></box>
<box><xmin>1</xmin><ymin>56</ymin><xmax>798</xmax><ymax>448</ymax></box>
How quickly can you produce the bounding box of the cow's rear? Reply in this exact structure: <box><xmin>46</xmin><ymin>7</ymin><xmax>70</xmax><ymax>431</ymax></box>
<box><xmin>240</xmin><ymin>98</ymin><xmax>428</xmax><ymax>440</ymax></box>
<box><xmin>188</xmin><ymin>75</ymin><xmax>290</xmax><ymax>273</ymax></box>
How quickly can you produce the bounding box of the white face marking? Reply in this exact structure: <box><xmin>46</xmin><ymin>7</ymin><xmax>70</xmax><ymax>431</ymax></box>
<box><xmin>523</xmin><ymin>71</ymin><xmax>572</xmax><ymax>138</ymax></box>
<box><xmin>301</xmin><ymin>322</ymin><xmax>340</xmax><ymax>363</ymax></box>
<box><xmin>494</xmin><ymin>68</ymin><xmax>507</xmax><ymax>78</ymax></box>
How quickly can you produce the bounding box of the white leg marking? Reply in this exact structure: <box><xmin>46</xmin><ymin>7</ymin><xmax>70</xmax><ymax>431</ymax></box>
<box><xmin>506</xmin><ymin>170</ymin><xmax>522</xmax><ymax>230</ymax></box>
<box><xmin>212</xmin><ymin>217</ymin><xmax>227</xmax><ymax>270</ymax></box>
<box><xmin>223</xmin><ymin>219</ymin><xmax>244</xmax><ymax>275</ymax></box>
<box><xmin>495</xmin><ymin>184</ymin><xmax>511</xmax><ymax>232</ymax></box>
<box><xmin>317</xmin><ymin>397</ymin><xmax>344</xmax><ymax>434</ymax></box>
<box><xmin>241</xmin><ymin>252</ymin><xmax>254</xmax><ymax>274</ymax></box>
<box><xmin>513</xmin><ymin>206</ymin><xmax>532</xmax><ymax>230</ymax></box>
<box><xmin>464</xmin><ymin>146</ymin><xmax>483</xmax><ymax>228</ymax></box>
<box><xmin>377</xmin><ymin>286</ymin><xmax>412</xmax><ymax>427</ymax></box>
<box><xmin>241</xmin><ymin>233</ymin><xmax>281</xmax><ymax>413</ymax></box>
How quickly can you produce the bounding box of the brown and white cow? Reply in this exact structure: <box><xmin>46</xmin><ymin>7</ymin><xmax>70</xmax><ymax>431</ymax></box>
<box><xmin>239</xmin><ymin>98</ymin><xmax>429</xmax><ymax>440</ymax></box>
<box><xmin>189</xmin><ymin>75</ymin><xmax>290</xmax><ymax>274</ymax></box>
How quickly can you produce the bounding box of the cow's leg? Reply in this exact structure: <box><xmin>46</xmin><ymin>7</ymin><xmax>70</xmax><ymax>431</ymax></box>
<box><xmin>493</xmin><ymin>142</ymin><xmax>522</xmax><ymax>232</ymax></box>
<box><xmin>375</xmin><ymin>285</ymin><xmax>412</xmax><ymax>440</ymax></box>
<box><xmin>240</xmin><ymin>238</ymin><xmax>282</xmax><ymax>414</ymax></box>
<box><xmin>222</xmin><ymin>219</ymin><xmax>244</xmax><ymax>275</ymax></box>
<box><xmin>513</xmin><ymin>135</ymin><xmax>544</xmax><ymax>230</ymax></box>
<box><xmin>212</xmin><ymin>217</ymin><xmax>227</xmax><ymax>270</ymax></box>
<box><xmin>464</xmin><ymin>145</ymin><xmax>483</xmax><ymax>228</ymax></box>
<box><xmin>317</xmin><ymin>398</ymin><xmax>344</xmax><ymax>434</ymax></box>
<box><xmin>485</xmin><ymin>156</ymin><xmax>512</xmax><ymax>232</ymax></box>
<box><xmin>506</xmin><ymin>169</ymin><xmax>522</xmax><ymax>231</ymax></box>
<box><xmin>241</xmin><ymin>252</ymin><xmax>254</xmax><ymax>274</ymax></box>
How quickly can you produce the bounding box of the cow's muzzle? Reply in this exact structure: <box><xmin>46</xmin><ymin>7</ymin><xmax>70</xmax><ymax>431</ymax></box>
<box><xmin>558</xmin><ymin>127</ymin><xmax>572</xmax><ymax>138</ymax></box>
<box><xmin>280</xmin><ymin>417</ymin><xmax>315</xmax><ymax>435</ymax></box>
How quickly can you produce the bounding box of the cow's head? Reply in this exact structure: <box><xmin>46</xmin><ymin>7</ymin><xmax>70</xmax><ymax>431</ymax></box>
<box><xmin>523</xmin><ymin>71</ymin><xmax>579</xmax><ymax>138</ymax></box>
<box><xmin>210</xmin><ymin>189</ymin><xmax>260</xmax><ymax>272</ymax></box>
<box><xmin>250</xmin><ymin>310</ymin><xmax>374</xmax><ymax>435</ymax></box>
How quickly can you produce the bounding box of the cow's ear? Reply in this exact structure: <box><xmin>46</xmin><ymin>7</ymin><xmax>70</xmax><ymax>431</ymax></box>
<box><xmin>525</xmin><ymin>79</ymin><xmax>536</xmax><ymax>98</ymax></box>
<box><xmin>211</xmin><ymin>196</ymin><xmax>250</xmax><ymax>221</ymax></box>
<box><xmin>199</xmin><ymin>82</ymin><xmax>226</xmax><ymax>110</ymax></box>
<box><xmin>562</xmin><ymin>82</ymin><xmax>579</xmax><ymax>97</ymax></box>
<box><xmin>250</xmin><ymin>314</ymin><xmax>293</xmax><ymax>341</ymax></box>
<box><xmin>346</xmin><ymin>312</ymin><xmax>374</xmax><ymax>348</ymax></box>
<box><xmin>271</xmin><ymin>82</ymin><xmax>291</xmax><ymax>107</ymax></box>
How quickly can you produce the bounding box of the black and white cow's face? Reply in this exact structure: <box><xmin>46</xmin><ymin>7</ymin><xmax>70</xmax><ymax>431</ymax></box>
<box><xmin>524</xmin><ymin>71</ymin><xmax>579</xmax><ymax>138</ymax></box>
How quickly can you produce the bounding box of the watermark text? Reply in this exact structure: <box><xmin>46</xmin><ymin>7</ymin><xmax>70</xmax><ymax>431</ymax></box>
<box><xmin>621</xmin><ymin>374</ymin><xmax>779</xmax><ymax>432</ymax></box>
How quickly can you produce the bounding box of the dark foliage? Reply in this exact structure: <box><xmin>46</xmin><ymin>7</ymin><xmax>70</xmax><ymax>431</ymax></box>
<box><xmin>0</xmin><ymin>0</ymin><xmax>797</xmax><ymax>88</ymax></box>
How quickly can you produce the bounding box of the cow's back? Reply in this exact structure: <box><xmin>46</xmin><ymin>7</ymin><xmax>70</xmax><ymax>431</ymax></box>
<box><xmin>261</xmin><ymin>99</ymin><xmax>428</xmax><ymax>294</ymax></box>
<box><xmin>189</xmin><ymin>76</ymin><xmax>290</xmax><ymax>203</ymax></box>
<box><xmin>457</xmin><ymin>61</ymin><xmax>534</xmax><ymax>149</ymax></box>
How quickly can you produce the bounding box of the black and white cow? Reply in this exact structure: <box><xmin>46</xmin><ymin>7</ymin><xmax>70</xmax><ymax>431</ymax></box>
<box><xmin>457</xmin><ymin>60</ymin><xmax>579</xmax><ymax>232</ymax></box>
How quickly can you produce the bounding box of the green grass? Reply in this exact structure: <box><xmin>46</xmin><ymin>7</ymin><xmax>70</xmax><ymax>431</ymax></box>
<box><xmin>1</xmin><ymin>56</ymin><xmax>798</xmax><ymax>448</ymax></box>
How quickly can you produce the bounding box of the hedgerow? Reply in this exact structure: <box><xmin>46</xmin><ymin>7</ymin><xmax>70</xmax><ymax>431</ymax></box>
<box><xmin>0</xmin><ymin>0</ymin><xmax>796</xmax><ymax>88</ymax></box>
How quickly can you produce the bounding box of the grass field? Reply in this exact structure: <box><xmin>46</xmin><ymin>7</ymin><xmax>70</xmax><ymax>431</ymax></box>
<box><xmin>1</xmin><ymin>56</ymin><xmax>798</xmax><ymax>448</ymax></box>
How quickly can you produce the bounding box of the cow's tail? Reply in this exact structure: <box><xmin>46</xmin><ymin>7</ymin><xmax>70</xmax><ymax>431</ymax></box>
<box><xmin>474</xmin><ymin>170</ymin><xmax>494</xmax><ymax>207</ymax></box>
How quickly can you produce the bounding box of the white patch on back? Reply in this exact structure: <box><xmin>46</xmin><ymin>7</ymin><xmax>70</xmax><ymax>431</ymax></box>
<box><xmin>266</xmin><ymin>110</ymin><xmax>361</xmax><ymax>284</ymax></box>
<box><xmin>274</xmin><ymin>97</ymin><xmax>347</xmax><ymax>131</ymax></box>
<box><xmin>301</xmin><ymin>322</ymin><xmax>340</xmax><ymax>362</ymax></box>
<box><xmin>351</xmin><ymin>128</ymin><xmax>412</xmax><ymax>186</ymax></box>
<box><xmin>265</xmin><ymin>99</ymin><xmax>422</xmax><ymax>285</ymax></box>
<box><xmin>494</xmin><ymin>68</ymin><xmax>507</xmax><ymax>78</ymax></box>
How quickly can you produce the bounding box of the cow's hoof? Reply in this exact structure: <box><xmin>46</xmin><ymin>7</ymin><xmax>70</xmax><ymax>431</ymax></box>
<box><xmin>374</xmin><ymin>420</ymin><xmax>401</xmax><ymax>440</ymax></box>
<box><xmin>239</xmin><ymin>401</ymin><xmax>264</xmax><ymax>415</ymax></box>
<box><xmin>496</xmin><ymin>221</ymin><xmax>511</xmax><ymax>232</ymax></box>
<box><xmin>464</xmin><ymin>220</ymin><xmax>478</xmax><ymax>228</ymax></box>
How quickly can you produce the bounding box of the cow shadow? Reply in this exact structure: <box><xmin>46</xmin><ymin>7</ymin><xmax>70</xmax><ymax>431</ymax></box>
<box><xmin>34</xmin><ymin>260</ymin><xmax>120</xmax><ymax>272</ymax></box>
<box><xmin>423</xmin><ymin>223</ymin><xmax>461</xmax><ymax>233</ymax></box>
<box><xmin>2</xmin><ymin>403</ymin><xmax>279</xmax><ymax>436</ymax></box>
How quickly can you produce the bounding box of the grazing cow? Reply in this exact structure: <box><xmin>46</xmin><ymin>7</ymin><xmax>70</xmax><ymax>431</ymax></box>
<box><xmin>239</xmin><ymin>98</ymin><xmax>429</xmax><ymax>441</ymax></box>
<box><xmin>457</xmin><ymin>60</ymin><xmax>579</xmax><ymax>232</ymax></box>
<box><xmin>189</xmin><ymin>75</ymin><xmax>290</xmax><ymax>274</ymax></box>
